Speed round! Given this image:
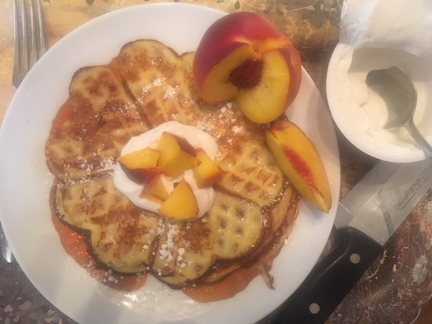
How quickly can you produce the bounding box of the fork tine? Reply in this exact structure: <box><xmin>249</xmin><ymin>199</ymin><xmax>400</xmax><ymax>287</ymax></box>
<box><xmin>29</xmin><ymin>0</ymin><xmax>37</xmax><ymax>68</ymax></box>
<box><xmin>12</xmin><ymin>0</ymin><xmax>47</xmax><ymax>88</ymax></box>
<box><xmin>13</xmin><ymin>0</ymin><xmax>19</xmax><ymax>69</ymax></box>
<box><xmin>13</xmin><ymin>0</ymin><xmax>25</xmax><ymax>88</ymax></box>
<box><xmin>35</xmin><ymin>0</ymin><xmax>47</xmax><ymax>58</ymax></box>
<box><xmin>13</xmin><ymin>0</ymin><xmax>29</xmax><ymax>71</ymax></box>
<box><xmin>21</xmin><ymin>0</ymin><xmax>28</xmax><ymax>71</ymax></box>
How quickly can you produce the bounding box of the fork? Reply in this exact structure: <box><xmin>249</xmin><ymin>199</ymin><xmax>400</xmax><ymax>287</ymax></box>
<box><xmin>12</xmin><ymin>0</ymin><xmax>47</xmax><ymax>88</ymax></box>
<box><xmin>2</xmin><ymin>0</ymin><xmax>47</xmax><ymax>263</ymax></box>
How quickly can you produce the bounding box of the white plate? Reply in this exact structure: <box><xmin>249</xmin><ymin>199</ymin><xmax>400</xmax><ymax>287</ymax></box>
<box><xmin>0</xmin><ymin>4</ymin><xmax>340</xmax><ymax>324</ymax></box>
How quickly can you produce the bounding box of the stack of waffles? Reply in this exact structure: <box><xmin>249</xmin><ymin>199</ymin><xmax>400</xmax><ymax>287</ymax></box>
<box><xmin>46</xmin><ymin>40</ymin><xmax>300</xmax><ymax>288</ymax></box>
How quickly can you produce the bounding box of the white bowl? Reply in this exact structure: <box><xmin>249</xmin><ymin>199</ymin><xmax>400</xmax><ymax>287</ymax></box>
<box><xmin>326</xmin><ymin>43</ymin><xmax>432</xmax><ymax>163</ymax></box>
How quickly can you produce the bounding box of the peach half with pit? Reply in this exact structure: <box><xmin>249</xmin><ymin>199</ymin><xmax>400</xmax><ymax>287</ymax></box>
<box><xmin>118</xmin><ymin>147</ymin><xmax>160</xmax><ymax>183</ymax></box>
<box><xmin>158</xmin><ymin>179</ymin><xmax>199</xmax><ymax>220</ymax></box>
<box><xmin>193</xmin><ymin>12</ymin><xmax>302</xmax><ymax>124</ymax></box>
<box><xmin>266</xmin><ymin>120</ymin><xmax>332</xmax><ymax>212</ymax></box>
<box><xmin>157</xmin><ymin>132</ymin><xmax>197</xmax><ymax>178</ymax></box>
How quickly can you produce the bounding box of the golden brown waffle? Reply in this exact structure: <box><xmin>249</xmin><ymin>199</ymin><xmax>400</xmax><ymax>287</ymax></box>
<box><xmin>54</xmin><ymin>177</ymin><xmax>160</xmax><ymax>274</ymax></box>
<box><xmin>47</xmin><ymin>40</ymin><xmax>301</xmax><ymax>288</ymax></box>
<box><xmin>45</xmin><ymin>65</ymin><xmax>149</xmax><ymax>183</ymax></box>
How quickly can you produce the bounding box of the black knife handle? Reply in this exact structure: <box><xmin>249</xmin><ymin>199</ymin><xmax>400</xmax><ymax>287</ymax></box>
<box><xmin>273</xmin><ymin>227</ymin><xmax>384</xmax><ymax>324</ymax></box>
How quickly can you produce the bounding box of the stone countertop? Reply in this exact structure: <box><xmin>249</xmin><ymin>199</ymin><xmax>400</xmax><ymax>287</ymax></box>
<box><xmin>1</xmin><ymin>1</ymin><xmax>432</xmax><ymax>323</ymax></box>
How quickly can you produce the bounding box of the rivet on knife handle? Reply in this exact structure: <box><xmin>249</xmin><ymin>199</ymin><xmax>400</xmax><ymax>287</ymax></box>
<box><xmin>274</xmin><ymin>227</ymin><xmax>383</xmax><ymax>323</ymax></box>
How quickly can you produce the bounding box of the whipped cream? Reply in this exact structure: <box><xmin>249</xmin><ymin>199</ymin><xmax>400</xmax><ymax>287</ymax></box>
<box><xmin>330</xmin><ymin>0</ymin><xmax>432</xmax><ymax>160</ymax></box>
<box><xmin>113</xmin><ymin>121</ymin><xmax>219</xmax><ymax>219</ymax></box>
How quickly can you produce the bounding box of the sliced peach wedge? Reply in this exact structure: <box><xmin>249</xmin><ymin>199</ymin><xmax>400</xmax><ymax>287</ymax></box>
<box><xmin>157</xmin><ymin>132</ymin><xmax>197</xmax><ymax>178</ymax></box>
<box><xmin>266</xmin><ymin>120</ymin><xmax>332</xmax><ymax>212</ymax></box>
<box><xmin>118</xmin><ymin>147</ymin><xmax>160</xmax><ymax>183</ymax></box>
<box><xmin>158</xmin><ymin>179</ymin><xmax>199</xmax><ymax>220</ymax></box>
<box><xmin>193</xmin><ymin>12</ymin><xmax>302</xmax><ymax>124</ymax></box>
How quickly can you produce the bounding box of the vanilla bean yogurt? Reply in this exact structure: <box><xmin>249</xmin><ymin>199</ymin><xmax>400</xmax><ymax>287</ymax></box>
<box><xmin>327</xmin><ymin>0</ymin><xmax>432</xmax><ymax>162</ymax></box>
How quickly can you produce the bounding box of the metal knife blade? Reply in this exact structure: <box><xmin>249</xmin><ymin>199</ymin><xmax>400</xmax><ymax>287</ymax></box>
<box><xmin>0</xmin><ymin>222</ymin><xmax>14</xmax><ymax>263</ymax></box>
<box><xmin>336</xmin><ymin>160</ymin><xmax>432</xmax><ymax>244</ymax></box>
<box><xmin>273</xmin><ymin>159</ymin><xmax>432</xmax><ymax>324</ymax></box>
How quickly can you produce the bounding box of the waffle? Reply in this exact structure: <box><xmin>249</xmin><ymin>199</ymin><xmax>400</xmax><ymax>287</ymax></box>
<box><xmin>46</xmin><ymin>65</ymin><xmax>149</xmax><ymax>183</ymax></box>
<box><xmin>47</xmin><ymin>40</ymin><xmax>301</xmax><ymax>288</ymax></box>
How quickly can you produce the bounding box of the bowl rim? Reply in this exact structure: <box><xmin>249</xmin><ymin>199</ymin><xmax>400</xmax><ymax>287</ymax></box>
<box><xmin>326</xmin><ymin>43</ymin><xmax>426</xmax><ymax>163</ymax></box>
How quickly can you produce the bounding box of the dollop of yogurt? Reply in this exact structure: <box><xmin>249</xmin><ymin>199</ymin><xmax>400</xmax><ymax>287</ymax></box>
<box><xmin>329</xmin><ymin>0</ymin><xmax>432</xmax><ymax>161</ymax></box>
<box><xmin>113</xmin><ymin>121</ymin><xmax>219</xmax><ymax>218</ymax></box>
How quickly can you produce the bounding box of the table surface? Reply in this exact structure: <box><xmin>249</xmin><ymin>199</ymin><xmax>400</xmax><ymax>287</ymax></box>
<box><xmin>1</xmin><ymin>0</ymin><xmax>432</xmax><ymax>323</ymax></box>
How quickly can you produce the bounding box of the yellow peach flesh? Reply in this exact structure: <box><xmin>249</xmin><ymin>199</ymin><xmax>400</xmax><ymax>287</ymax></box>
<box><xmin>193</xmin><ymin>12</ymin><xmax>302</xmax><ymax>124</ymax></box>
<box><xmin>118</xmin><ymin>148</ymin><xmax>160</xmax><ymax>169</ymax></box>
<box><xmin>139</xmin><ymin>175</ymin><xmax>169</xmax><ymax>205</ymax></box>
<box><xmin>192</xmin><ymin>148</ymin><xmax>222</xmax><ymax>188</ymax></box>
<box><xmin>200</xmin><ymin>45</ymin><xmax>255</xmax><ymax>103</ymax></box>
<box><xmin>158</xmin><ymin>179</ymin><xmax>199</xmax><ymax>220</ymax></box>
<box><xmin>235</xmin><ymin>50</ymin><xmax>290</xmax><ymax>124</ymax></box>
<box><xmin>157</xmin><ymin>132</ymin><xmax>197</xmax><ymax>178</ymax></box>
<box><xmin>266</xmin><ymin>121</ymin><xmax>332</xmax><ymax>212</ymax></box>
<box><xmin>118</xmin><ymin>148</ymin><xmax>160</xmax><ymax>183</ymax></box>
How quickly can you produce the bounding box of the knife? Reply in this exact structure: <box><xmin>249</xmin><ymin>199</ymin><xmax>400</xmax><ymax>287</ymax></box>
<box><xmin>0</xmin><ymin>222</ymin><xmax>14</xmax><ymax>263</ymax></box>
<box><xmin>273</xmin><ymin>159</ymin><xmax>432</xmax><ymax>324</ymax></box>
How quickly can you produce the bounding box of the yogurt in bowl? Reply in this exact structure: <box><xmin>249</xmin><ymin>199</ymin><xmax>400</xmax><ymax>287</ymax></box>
<box><xmin>327</xmin><ymin>0</ymin><xmax>432</xmax><ymax>162</ymax></box>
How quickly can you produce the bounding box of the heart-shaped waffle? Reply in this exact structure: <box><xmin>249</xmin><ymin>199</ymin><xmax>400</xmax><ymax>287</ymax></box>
<box><xmin>46</xmin><ymin>40</ymin><xmax>300</xmax><ymax>289</ymax></box>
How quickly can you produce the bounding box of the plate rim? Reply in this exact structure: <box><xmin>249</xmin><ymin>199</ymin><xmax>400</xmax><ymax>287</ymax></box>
<box><xmin>0</xmin><ymin>3</ymin><xmax>340</xmax><ymax>324</ymax></box>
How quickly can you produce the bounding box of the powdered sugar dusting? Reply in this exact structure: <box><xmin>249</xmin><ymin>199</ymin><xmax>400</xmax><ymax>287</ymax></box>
<box><xmin>157</xmin><ymin>223</ymin><xmax>181</xmax><ymax>272</ymax></box>
<box><xmin>142</xmin><ymin>78</ymin><xmax>165</xmax><ymax>95</ymax></box>
<box><xmin>232</xmin><ymin>125</ymin><xmax>243</xmax><ymax>135</ymax></box>
<box><xmin>163</xmin><ymin>85</ymin><xmax>179</xmax><ymax>100</ymax></box>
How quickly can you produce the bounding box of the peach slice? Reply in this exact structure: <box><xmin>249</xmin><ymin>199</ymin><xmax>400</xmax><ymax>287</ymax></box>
<box><xmin>192</xmin><ymin>148</ymin><xmax>223</xmax><ymax>188</ymax></box>
<box><xmin>158</xmin><ymin>179</ymin><xmax>199</xmax><ymax>220</ymax></box>
<box><xmin>139</xmin><ymin>174</ymin><xmax>169</xmax><ymax>205</ymax></box>
<box><xmin>193</xmin><ymin>12</ymin><xmax>302</xmax><ymax>124</ymax></box>
<box><xmin>266</xmin><ymin>120</ymin><xmax>332</xmax><ymax>212</ymax></box>
<box><xmin>118</xmin><ymin>147</ymin><xmax>160</xmax><ymax>183</ymax></box>
<box><xmin>157</xmin><ymin>132</ymin><xmax>197</xmax><ymax>178</ymax></box>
